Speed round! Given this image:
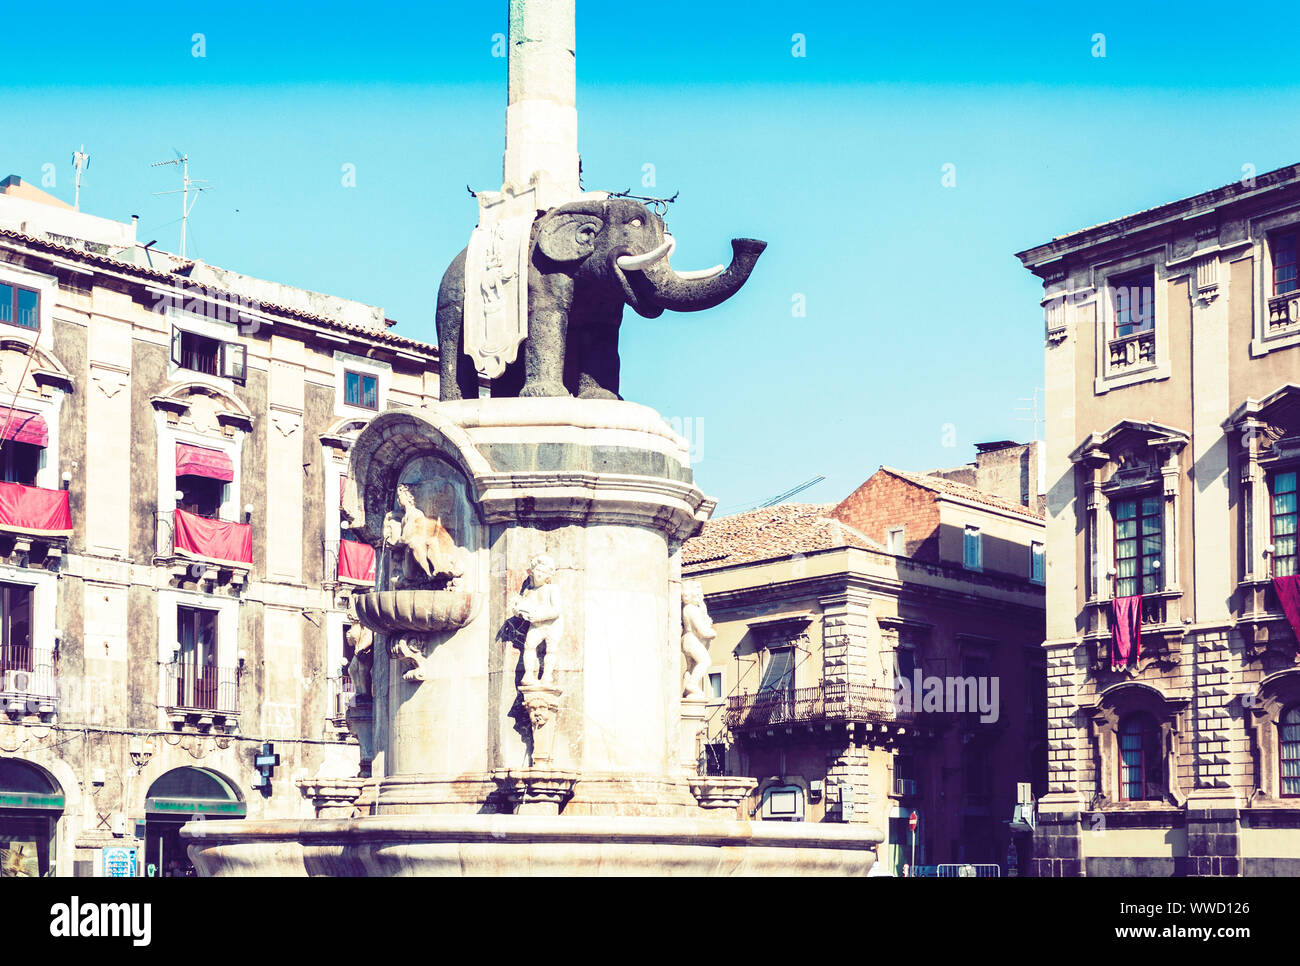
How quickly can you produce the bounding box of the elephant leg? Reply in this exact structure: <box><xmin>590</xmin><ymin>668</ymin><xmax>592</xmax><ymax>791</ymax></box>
<box><xmin>435</xmin><ymin>248</ymin><xmax>480</xmax><ymax>401</ymax></box>
<box><xmin>575</xmin><ymin>323</ymin><xmax>621</xmax><ymax>400</ymax></box>
<box><xmin>519</xmin><ymin>273</ymin><xmax>572</xmax><ymax>397</ymax></box>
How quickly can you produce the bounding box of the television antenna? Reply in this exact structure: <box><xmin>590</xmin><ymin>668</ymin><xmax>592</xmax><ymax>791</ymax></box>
<box><xmin>71</xmin><ymin>145</ymin><xmax>90</xmax><ymax>211</ymax></box>
<box><xmin>1016</xmin><ymin>387</ymin><xmax>1045</xmax><ymax>440</ymax></box>
<box><xmin>151</xmin><ymin>150</ymin><xmax>210</xmax><ymax>259</ymax></box>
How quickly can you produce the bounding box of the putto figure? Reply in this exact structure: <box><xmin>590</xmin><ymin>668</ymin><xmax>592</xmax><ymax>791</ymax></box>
<box><xmin>680</xmin><ymin>581</ymin><xmax>716</xmax><ymax>698</ymax></box>
<box><xmin>382</xmin><ymin>483</ymin><xmax>463</xmax><ymax>588</ymax></box>
<box><xmin>511</xmin><ymin>554</ymin><xmax>564</xmax><ymax>687</ymax></box>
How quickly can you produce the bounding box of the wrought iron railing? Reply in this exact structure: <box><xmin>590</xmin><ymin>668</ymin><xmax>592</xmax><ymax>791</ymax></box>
<box><xmin>725</xmin><ymin>682</ymin><xmax>912</xmax><ymax>732</ymax></box>
<box><xmin>0</xmin><ymin>644</ymin><xmax>57</xmax><ymax>710</ymax></box>
<box><xmin>165</xmin><ymin>660</ymin><xmax>238</xmax><ymax>714</ymax></box>
<box><xmin>327</xmin><ymin>673</ymin><xmax>355</xmax><ymax>722</ymax></box>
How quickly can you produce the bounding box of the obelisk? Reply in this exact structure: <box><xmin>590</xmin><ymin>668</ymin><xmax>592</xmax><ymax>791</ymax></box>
<box><xmin>502</xmin><ymin>0</ymin><xmax>580</xmax><ymax>206</ymax></box>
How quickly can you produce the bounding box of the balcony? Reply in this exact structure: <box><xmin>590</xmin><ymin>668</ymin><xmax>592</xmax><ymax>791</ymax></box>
<box><xmin>1268</xmin><ymin>293</ymin><xmax>1300</xmax><ymax>336</ymax></box>
<box><xmin>1107</xmin><ymin>331</ymin><xmax>1156</xmax><ymax>371</ymax></box>
<box><xmin>1085</xmin><ymin>590</ymin><xmax>1184</xmax><ymax>670</ymax></box>
<box><xmin>0</xmin><ymin>480</ymin><xmax>70</xmax><ymax>563</ymax></box>
<box><xmin>0</xmin><ymin>644</ymin><xmax>57</xmax><ymax>719</ymax></box>
<box><xmin>725</xmin><ymin>681</ymin><xmax>919</xmax><ymax>737</ymax></box>
<box><xmin>326</xmin><ymin>673</ymin><xmax>355</xmax><ymax>737</ymax></box>
<box><xmin>164</xmin><ymin>660</ymin><xmax>238</xmax><ymax>728</ymax></box>
<box><xmin>155</xmin><ymin>509</ymin><xmax>251</xmax><ymax>586</ymax></box>
<box><xmin>324</xmin><ymin>538</ymin><xmax>375</xmax><ymax>587</ymax></box>
<box><xmin>1239</xmin><ymin>578</ymin><xmax>1297</xmax><ymax>660</ymax></box>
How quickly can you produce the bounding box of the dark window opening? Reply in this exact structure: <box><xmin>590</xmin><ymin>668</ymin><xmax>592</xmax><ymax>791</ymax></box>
<box><xmin>0</xmin><ymin>584</ymin><xmax>32</xmax><ymax>673</ymax></box>
<box><xmin>1282</xmin><ymin>705</ymin><xmax>1300</xmax><ymax>798</ymax></box>
<box><xmin>176</xmin><ymin>606</ymin><xmax>218</xmax><ymax>711</ymax></box>
<box><xmin>1119</xmin><ymin>713</ymin><xmax>1164</xmax><ymax>801</ymax></box>
<box><xmin>171</xmin><ymin>327</ymin><xmax>246</xmax><ymax>385</ymax></box>
<box><xmin>176</xmin><ymin>474</ymin><xmax>224</xmax><ymax>519</ymax></box>
<box><xmin>0</xmin><ymin>442</ymin><xmax>39</xmax><ymax>487</ymax></box>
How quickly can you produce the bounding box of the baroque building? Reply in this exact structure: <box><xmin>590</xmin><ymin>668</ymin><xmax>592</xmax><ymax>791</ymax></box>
<box><xmin>682</xmin><ymin>444</ymin><xmax>1045</xmax><ymax>875</ymax></box>
<box><xmin>0</xmin><ymin>176</ymin><xmax>440</xmax><ymax>876</ymax></box>
<box><xmin>1018</xmin><ymin>162</ymin><xmax>1300</xmax><ymax>876</ymax></box>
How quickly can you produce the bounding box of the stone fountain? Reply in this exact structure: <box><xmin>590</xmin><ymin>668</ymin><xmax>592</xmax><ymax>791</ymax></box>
<box><xmin>185</xmin><ymin>0</ymin><xmax>880</xmax><ymax>876</ymax></box>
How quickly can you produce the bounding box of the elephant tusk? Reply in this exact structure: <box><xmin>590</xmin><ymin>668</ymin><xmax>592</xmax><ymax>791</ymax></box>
<box><xmin>616</xmin><ymin>235</ymin><xmax>675</xmax><ymax>271</ymax></box>
<box><xmin>671</xmin><ymin>264</ymin><xmax>726</xmax><ymax>281</ymax></box>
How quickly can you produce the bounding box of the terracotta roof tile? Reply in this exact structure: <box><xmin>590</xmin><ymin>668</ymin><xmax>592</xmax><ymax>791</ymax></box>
<box><xmin>683</xmin><ymin>503</ymin><xmax>881</xmax><ymax>569</ymax></box>
<box><xmin>881</xmin><ymin>467</ymin><xmax>1044</xmax><ymax>521</ymax></box>
<box><xmin>0</xmin><ymin>228</ymin><xmax>438</xmax><ymax>355</ymax></box>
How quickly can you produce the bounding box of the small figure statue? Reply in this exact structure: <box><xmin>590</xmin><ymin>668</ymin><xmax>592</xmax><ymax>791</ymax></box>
<box><xmin>382</xmin><ymin>484</ymin><xmax>463</xmax><ymax>588</ymax></box>
<box><xmin>345</xmin><ymin>619</ymin><xmax>374</xmax><ymax>698</ymax></box>
<box><xmin>390</xmin><ymin>635</ymin><xmax>431</xmax><ymax>682</ymax></box>
<box><xmin>681</xmin><ymin>580</ymin><xmax>716</xmax><ymax>698</ymax></box>
<box><xmin>511</xmin><ymin>554</ymin><xmax>563</xmax><ymax>687</ymax></box>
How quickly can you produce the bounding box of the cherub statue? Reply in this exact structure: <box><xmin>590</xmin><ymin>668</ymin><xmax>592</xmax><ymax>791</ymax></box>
<box><xmin>511</xmin><ymin>554</ymin><xmax>563</xmax><ymax>687</ymax></box>
<box><xmin>681</xmin><ymin>580</ymin><xmax>716</xmax><ymax>698</ymax></box>
<box><xmin>345</xmin><ymin>619</ymin><xmax>374</xmax><ymax>698</ymax></box>
<box><xmin>382</xmin><ymin>484</ymin><xmax>463</xmax><ymax>588</ymax></box>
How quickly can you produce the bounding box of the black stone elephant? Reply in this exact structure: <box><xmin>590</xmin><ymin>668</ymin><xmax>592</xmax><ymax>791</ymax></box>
<box><xmin>436</xmin><ymin>197</ymin><xmax>766</xmax><ymax>400</ymax></box>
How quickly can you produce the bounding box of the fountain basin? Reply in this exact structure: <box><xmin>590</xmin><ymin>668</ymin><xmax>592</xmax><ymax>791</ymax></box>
<box><xmin>183</xmin><ymin>814</ymin><xmax>882</xmax><ymax>876</ymax></box>
<box><xmin>354</xmin><ymin>589</ymin><xmax>478</xmax><ymax>633</ymax></box>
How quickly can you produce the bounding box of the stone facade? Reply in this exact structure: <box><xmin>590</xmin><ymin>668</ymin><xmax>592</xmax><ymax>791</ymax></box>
<box><xmin>1018</xmin><ymin>161</ymin><xmax>1300</xmax><ymax>876</ymax></box>
<box><xmin>0</xmin><ymin>182</ymin><xmax>441</xmax><ymax>876</ymax></box>
<box><xmin>683</xmin><ymin>457</ymin><xmax>1046</xmax><ymax>874</ymax></box>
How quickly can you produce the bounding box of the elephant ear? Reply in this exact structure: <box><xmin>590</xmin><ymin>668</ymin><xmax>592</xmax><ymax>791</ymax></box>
<box><xmin>536</xmin><ymin>211</ymin><xmax>604</xmax><ymax>262</ymax></box>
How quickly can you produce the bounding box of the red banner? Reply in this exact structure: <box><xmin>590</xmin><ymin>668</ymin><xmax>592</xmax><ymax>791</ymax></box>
<box><xmin>0</xmin><ymin>481</ymin><xmax>71</xmax><ymax>536</ymax></box>
<box><xmin>173</xmin><ymin>507</ymin><xmax>252</xmax><ymax>564</ymax></box>
<box><xmin>338</xmin><ymin>539</ymin><xmax>375</xmax><ymax>582</ymax></box>
<box><xmin>1111</xmin><ymin>595</ymin><xmax>1142</xmax><ymax>670</ymax></box>
<box><xmin>0</xmin><ymin>407</ymin><xmax>47</xmax><ymax>447</ymax></box>
<box><xmin>1274</xmin><ymin>576</ymin><xmax>1300</xmax><ymax>650</ymax></box>
<box><xmin>176</xmin><ymin>443</ymin><xmax>234</xmax><ymax>482</ymax></box>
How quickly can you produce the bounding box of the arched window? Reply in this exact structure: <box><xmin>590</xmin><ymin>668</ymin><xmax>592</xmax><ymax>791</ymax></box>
<box><xmin>1280</xmin><ymin>706</ymin><xmax>1300</xmax><ymax>798</ymax></box>
<box><xmin>1119</xmin><ymin>713</ymin><xmax>1163</xmax><ymax>801</ymax></box>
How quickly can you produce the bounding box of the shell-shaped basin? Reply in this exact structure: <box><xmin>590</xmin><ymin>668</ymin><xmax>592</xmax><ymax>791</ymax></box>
<box><xmin>354</xmin><ymin>590</ymin><xmax>478</xmax><ymax>633</ymax></box>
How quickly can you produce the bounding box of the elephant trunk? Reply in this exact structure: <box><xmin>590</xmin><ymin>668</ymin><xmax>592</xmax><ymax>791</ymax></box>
<box><xmin>637</xmin><ymin>238</ymin><xmax>767</xmax><ymax>312</ymax></box>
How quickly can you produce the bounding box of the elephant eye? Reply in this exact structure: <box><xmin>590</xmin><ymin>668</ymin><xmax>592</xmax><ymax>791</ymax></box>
<box><xmin>629</xmin><ymin>218</ymin><xmax>642</xmax><ymax>228</ymax></box>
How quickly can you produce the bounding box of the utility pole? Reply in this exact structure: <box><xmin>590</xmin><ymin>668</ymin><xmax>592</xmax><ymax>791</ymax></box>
<box><xmin>151</xmin><ymin>152</ymin><xmax>210</xmax><ymax>259</ymax></box>
<box><xmin>71</xmin><ymin>145</ymin><xmax>90</xmax><ymax>211</ymax></box>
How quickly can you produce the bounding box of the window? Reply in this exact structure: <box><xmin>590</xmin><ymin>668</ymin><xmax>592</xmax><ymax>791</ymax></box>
<box><xmin>344</xmin><ymin>370</ymin><xmax>378</xmax><ymax>410</ymax></box>
<box><xmin>1112</xmin><ymin>268</ymin><xmax>1155</xmax><ymax>338</ymax></box>
<box><xmin>176</xmin><ymin>474</ymin><xmax>225</xmax><ymax>519</ymax></box>
<box><xmin>895</xmin><ymin>646</ymin><xmax>916</xmax><ymax>687</ymax></box>
<box><xmin>1118</xmin><ymin>713</ymin><xmax>1164</xmax><ymax>801</ymax></box>
<box><xmin>0</xmin><ymin>283</ymin><xmax>39</xmax><ymax>331</ymax></box>
<box><xmin>1281</xmin><ymin>706</ymin><xmax>1300</xmax><ymax>798</ymax></box>
<box><xmin>887</xmin><ymin>526</ymin><xmax>905</xmax><ymax>555</ymax></box>
<box><xmin>1031</xmin><ymin>541</ymin><xmax>1046</xmax><ymax>583</ymax></box>
<box><xmin>706</xmin><ymin>671</ymin><xmax>723</xmax><ymax>700</ymax></box>
<box><xmin>170</xmin><ymin>327</ymin><xmax>246</xmax><ymax>385</ymax></box>
<box><xmin>1272</xmin><ymin>471</ymin><xmax>1297</xmax><ymax>578</ymax></box>
<box><xmin>757</xmin><ymin>647</ymin><xmax>795</xmax><ymax>697</ymax></box>
<box><xmin>1275</xmin><ymin>233</ymin><xmax>1299</xmax><ymax>296</ymax></box>
<box><xmin>703</xmin><ymin>743</ymin><xmax>726</xmax><ymax>777</ymax></box>
<box><xmin>963</xmin><ymin>526</ymin><xmax>982</xmax><ymax>570</ymax></box>
<box><xmin>0</xmin><ymin>583</ymin><xmax>32</xmax><ymax>673</ymax></box>
<box><xmin>0</xmin><ymin>442</ymin><xmax>39</xmax><ymax>487</ymax></box>
<box><xmin>175</xmin><ymin>606</ymin><xmax>218</xmax><ymax>711</ymax></box>
<box><xmin>1114</xmin><ymin>496</ymin><xmax>1161</xmax><ymax>596</ymax></box>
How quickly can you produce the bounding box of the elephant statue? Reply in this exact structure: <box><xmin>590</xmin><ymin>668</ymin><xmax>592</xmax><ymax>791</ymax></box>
<box><xmin>436</xmin><ymin>197</ymin><xmax>766</xmax><ymax>400</ymax></box>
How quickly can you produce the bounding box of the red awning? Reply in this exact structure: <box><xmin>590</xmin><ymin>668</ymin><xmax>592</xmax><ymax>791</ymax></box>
<box><xmin>176</xmin><ymin>443</ymin><xmax>234</xmax><ymax>483</ymax></box>
<box><xmin>172</xmin><ymin>507</ymin><xmax>252</xmax><ymax>565</ymax></box>
<box><xmin>0</xmin><ymin>481</ymin><xmax>71</xmax><ymax>536</ymax></box>
<box><xmin>338</xmin><ymin>539</ymin><xmax>375</xmax><ymax>583</ymax></box>
<box><xmin>0</xmin><ymin>407</ymin><xmax>48</xmax><ymax>448</ymax></box>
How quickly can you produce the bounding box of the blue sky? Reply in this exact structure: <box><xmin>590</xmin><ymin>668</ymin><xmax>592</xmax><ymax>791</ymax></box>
<box><xmin>5</xmin><ymin>1</ymin><xmax>1300</xmax><ymax>511</ymax></box>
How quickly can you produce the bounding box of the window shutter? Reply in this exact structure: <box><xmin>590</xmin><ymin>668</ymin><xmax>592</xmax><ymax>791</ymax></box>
<box><xmin>221</xmin><ymin>342</ymin><xmax>247</xmax><ymax>384</ymax></box>
<box><xmin>171</xmin><ymin>326</ymin><xmax>182</xmax><ymax>366</ymax></box>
